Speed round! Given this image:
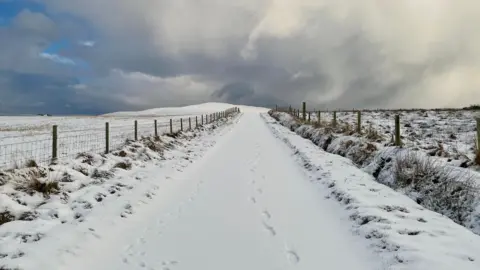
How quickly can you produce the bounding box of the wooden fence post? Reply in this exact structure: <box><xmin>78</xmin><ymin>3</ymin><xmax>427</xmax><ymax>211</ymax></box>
<box><xmin>170</xmin><ymin>119</ymin><xmax>173</xmax><ymax>134</ymax></box>
<box><xmin>105</xmin><ymin>122</ymin><xmax>109</xmax><ymax>154</ymax></box>
<box><xmin>357</xmin><ymin>111</ymin><xmax>361</xmax><ymax>134</ymax></box>
<box><xmin>308</xmin><ymin>112</ymin><xmax>311</xmax><ymax>122</ymax></box>
<box><xmin>52</xmin><ymin>125</ymin><xmax>58</xmax><ymax>163</ymax></box>
<box><xmin>333</xmin><ymin>111</ymin><xmax>337</xmax><ymax>127</ymax></box>
<box><xmin>302</xmin><ymin>102</ymin><xmax>306</xmax><ymax>121</ymax></box>
<box><xmin>189</xmin><ymin>117</ymin><xmax>192</xmax><ymax>130</ymax></box>
<box><xmin>154</xmin><ymin>119</ymin><xmax>158</xmax><ymax>138</ymax></box>
<box><xmin>202</xmin><ymin>115</ymin><xmax>204</xmax><ymax>125</ymax></box>
<box><xmin>476</xmin><ymin>117</ymin><xmax>480</xmax><ymax>151</ymax></box>
<box><xmin>395</xmin><ymin>115</ymin><xmax>401</xmax><ymax>146</ymax></box>
<box><xmin>317</xmin><ymin>111</ymin><xmax>321</xmax><ymax>125</ymax></box>
<box><xmin>134</xmin><ymin>120</ymin><xmax>138</xmax><ymax>140</ymax></box>
<box><xmin>181</xmin><ymin>118</ymin><xmax>183</xmax><ymax>131</ymax></box>
<box><xmin>196</xmin><ymin>116</ymin><xmax>198</xmax><ymax>128</ymax></box>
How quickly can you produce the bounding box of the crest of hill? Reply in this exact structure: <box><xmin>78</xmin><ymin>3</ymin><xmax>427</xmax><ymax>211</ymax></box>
<box><xmin>104</xmin><ymin>102</ymin><xmax>268</xmax><ymax>116</ymax></box>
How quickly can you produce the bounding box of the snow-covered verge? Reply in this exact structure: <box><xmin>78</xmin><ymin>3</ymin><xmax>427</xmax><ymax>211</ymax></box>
<box><xmin>0</xmin><ymin>112</ymin><xmax>240</xmax><ymax>270</ymax></box>
<box><xmin>262</xmin><ymin>113</ymin><xmax>480</xmax><ymax>270</ymax></box>
<box><xmin>270</xmin><ymin>111</ymin><xmax>480</xmax><ymax>236</ymax></box>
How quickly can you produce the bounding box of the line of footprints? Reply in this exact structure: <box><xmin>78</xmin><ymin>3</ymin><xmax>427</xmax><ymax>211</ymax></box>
<box><xmin>249</xmin><ymin>158</ymin><xmax>301</xmax><ymax>266</ymax></box>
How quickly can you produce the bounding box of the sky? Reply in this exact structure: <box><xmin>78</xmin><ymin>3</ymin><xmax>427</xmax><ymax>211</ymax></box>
<box><xmin>1</xmin><ymin>0</ymin><xmax>480</xmax><ymax>115</ymax></box>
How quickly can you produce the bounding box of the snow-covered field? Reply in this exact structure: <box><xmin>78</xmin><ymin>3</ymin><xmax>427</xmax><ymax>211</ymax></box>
<box><xmin>1</xmin><ymin>108</ymin><xmax>480</xmax><ymax>270</ymax></box>
<box><xmin>304</xmin><ymin>109</ymin><xmax>479</xmax><ymax>168</ymax></box>
<box><xmin>0</xmin><ymin>103</ymin><xmax>239</xmax><ymax>169</ymax></box>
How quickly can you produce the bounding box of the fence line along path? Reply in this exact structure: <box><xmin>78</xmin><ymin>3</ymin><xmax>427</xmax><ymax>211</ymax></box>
<box><xmin>275</xmin><ymin>102</ymin><xmax>480</xmax><ymax>166</ymax></box>
<box><xmin>0</xmin><ymin>107</ymin><xmax>240</xmax><ymax>170</ymax></box>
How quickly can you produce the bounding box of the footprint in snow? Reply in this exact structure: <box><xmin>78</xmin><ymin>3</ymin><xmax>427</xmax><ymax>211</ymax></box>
<box><xmin>262</xmin><ymin>222</ymin><xmax>276</xmax><ymax>236</ymax></box>
<box><xmin>286</xmin><ymin>250</ymin><xmax>300</xmax><ymax>265</ymax></box>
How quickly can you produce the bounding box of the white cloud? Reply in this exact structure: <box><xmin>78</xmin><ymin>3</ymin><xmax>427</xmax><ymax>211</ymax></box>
<box><xmin>37</xmin><ymin>0</ymin><xmax>480</xmax><ymax>109</ymax></box>
<box><xmin>79</xmin><ymin>40</ymin><xmax>95</xmax><ymax>47</ymax></box>
<box><xmin>81</xmin><ymin>69</ymin><xmax>220</xmax><ymax>109</ymax></box>
<box><xmin>39</xmin><ymin>52</ymin><xmax>76</xmax><ymax>65</ymax></box>
<box><xmin>69</xmin><ymin>84</ymin><xmax>87</xmax><ymax>90</ymax></box>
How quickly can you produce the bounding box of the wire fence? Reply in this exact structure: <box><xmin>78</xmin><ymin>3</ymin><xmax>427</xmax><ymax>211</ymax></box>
<box><xmin>276</xmin><ymin>104</ymin><xmax>480</xmax><ymax>163</ymax></box>
<box><xmin>0</xmin><ymin>108</ymin><xmax>239</xmax><ymax>170</ymax></box>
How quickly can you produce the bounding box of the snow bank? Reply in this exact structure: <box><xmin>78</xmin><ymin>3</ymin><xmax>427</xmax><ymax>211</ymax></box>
<box><xmin>269</xmin><ymin>111</ymin><xmax>480</xmax><ymax>235</ymax></box>
<box><xmin>263</xmin><ymin>113</ymin><xmax>480</xmax><ymax>270</ymax></box>
<box><xmin>0</xmin><ymin>113</ymin><xmax>240</xmax><ymax>269</ymax></box>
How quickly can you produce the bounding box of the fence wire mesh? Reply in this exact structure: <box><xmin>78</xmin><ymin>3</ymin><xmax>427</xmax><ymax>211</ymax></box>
<box><xmin>0</xmin><ymin>138</ymin><xmax>52</xmax><ymax>169</ymax></box>
<box><xmin>0</xmin><ymin>108</ymin><xmax>239</xmax><ymax>170</ymax></box>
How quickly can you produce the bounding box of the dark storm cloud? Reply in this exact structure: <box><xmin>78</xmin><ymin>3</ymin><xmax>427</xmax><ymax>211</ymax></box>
<box><xmin>0</xmin><ymin>71</ymin><xmax>86</xmax><ymax>115</ymax></box>
<box><xmin>212</xmin><ymin>82</ymin><xmax>286</xmax><ymax>108</ymax></box>
<box><xmin>2</xmin><ymin>0</ymin><xmax>480</xmax><ymax>115</ymax></box>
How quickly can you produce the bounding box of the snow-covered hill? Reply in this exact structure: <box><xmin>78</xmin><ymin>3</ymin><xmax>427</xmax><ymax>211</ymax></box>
<box><xmin>104</xmin><ymin>102</ymin><xmax>268</xmax><ymax>116</ymax></box>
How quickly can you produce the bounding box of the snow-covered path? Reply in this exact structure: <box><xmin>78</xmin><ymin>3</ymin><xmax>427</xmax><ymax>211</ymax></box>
<box><xmin>37</xmin><ymin>112</ymin><xmax>381</xmax><ymax>270</ymax></box>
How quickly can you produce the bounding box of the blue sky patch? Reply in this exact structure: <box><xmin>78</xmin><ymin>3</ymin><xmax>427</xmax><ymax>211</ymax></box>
<box><xmin>0</xmin><ymin>0</ymin><xmax>46</xmax><ymax>25</ymax></box>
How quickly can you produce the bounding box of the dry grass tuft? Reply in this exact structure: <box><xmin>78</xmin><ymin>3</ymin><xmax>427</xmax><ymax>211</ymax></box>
<box><xmin>16</xmin><ymin>173</ymin><xmax>60</xmax><ymax>197</ymax></box>
<box><xmin>114</xmin><ymin>161</ymin><xmax>132</xmax><ymax>170</ymax></box>
<box><xmin>27</xmin><ymin>179</ymin><xmax>59</xmax><ymax>196</ymax></box>
<box><xmin>393</xmin><ymin>151</ymin><xmax>479</xmax><ymax>224</ymax></box>
<box><xmin>365</xmin><ymin>123</ymin><xmax>383</xmax><ymax>141</ymax></box>
<box><xmin>0</xmin><ymin>211</ymin><xmax>15</xmax><ymax>226</ymax></box>
<box><xmin>76</xmin><ymin>152</ymin><xmax>96</xmax><ymax>165</ymax></box>
<box><xmin>25</xmin><ymin>159</ymin><xmax>38</xmax><ymax>168</ymax></box>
